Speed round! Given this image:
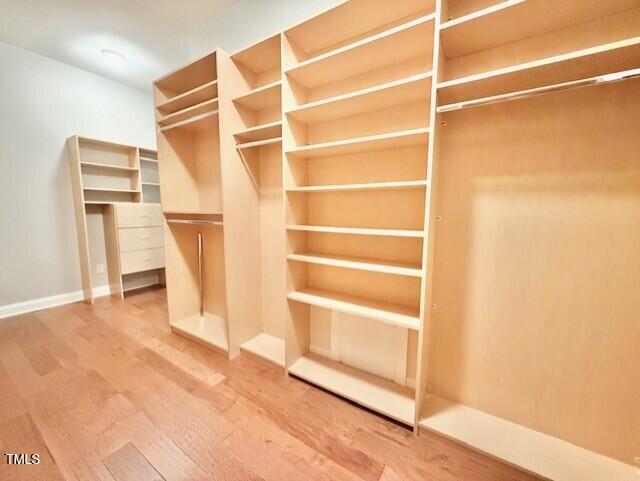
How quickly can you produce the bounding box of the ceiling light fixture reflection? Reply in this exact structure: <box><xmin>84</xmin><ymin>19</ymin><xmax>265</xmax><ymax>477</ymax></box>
<box><xmin>101</xmin><ymin>48</ymin><xmax>126</xmax><ymax>69</ymax></box>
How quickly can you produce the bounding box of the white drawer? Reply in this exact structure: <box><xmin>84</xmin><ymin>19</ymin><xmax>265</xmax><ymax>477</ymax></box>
<box><xmin>116</xmin><ymin>203</ymin><xmax>163</xmax><ymax>228</ymax></box>
<box><xmin>120</xmin><ymin>248</ymin><xmax>165</xmax><ymax>275</ymax></box>
<box><xmin>118</xmin><ymin>227</ymin><xmax>164</xmax><ymax>252</ymax></box>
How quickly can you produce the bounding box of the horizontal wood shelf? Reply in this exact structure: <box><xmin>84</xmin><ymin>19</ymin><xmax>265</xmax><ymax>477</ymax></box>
<box><xmin>142</xmin><ymin>182</ymin><xmax>160</xmax><ymax>186</ymax></box>
<box><xmin>158</xmin><ymin>110</ymin><xmax>219</xmax><ymax>132</ymax></box>
<box><xmin>140</xmin><ymin>157</ymin><xmax>158</xmax><ymax>163</ymax></box>
<box><xmin>286</xmin><ymin>14</ymin><xmax>435</xmax><ymax>88</ymax></box>
<box><xmin>288</xmin><ymin>287</ymin><xmax>420</xmax><ymax>330</ymax></box>
<box><xmin>236</xmin><ymin>137</ymin><xmax>282</xmax><ymax>150</ymax></box>
<box><xmin>170</xmin><ymin>313</ymin><xmax>228</xmax><ymax>353</ymax></box>
<box><xmin>438</xmin><ymin>37</ymin><xmax>640</xmax><ymax>105</ymax></box>
<box><xmin>287</xmin><ymin>180</ymin><xmax>428</xmax><ymax>193</ymax></box>
<box><xmin>287</xmin><ymin>72</ymin><xmax>432</xmax><ymax>123</ymax></box>
<box><xmin>240</xmin><ymin>333</ymin><xmax>285</xmax><ymax>367</ymax></box>
<box><xmin>157</xmin><ymin>98</ymin><xmax>219</xmax><ymax>127</ymax></box>
<box><xmin>234</xmin><ymin>121</ymin><xmax>283</xmax><ymax>143</ymax></box>
<box><xmin>419</xmin><ymin>395</ymin><xmax>639</xmax><ymax>481</ymax></box>
<box><xmin>440</xmin><ymin>0</ymin><xmax>635</xmax><ymax>59</ymax></box>
<box><xmin>156</xmin><ymin>80</ymin><xmax>218</xmax><ymax>116</ymax></box>
<box><xmin>83</xmin><ymin>187</ymin><xmax>139</xmax><ymax>193</ymax></box>
<box><xmin>286</xmin><ymin>128</ymin><xmax>430</xmax><ymax>158</ymax></box>
<box><xmin>289</xmin><ymin>353</ymin><xmax>415</xmax><ymax>425</ymax></box>
<box><xmin>80</xmin><ymin>162</ymin><xmax>137</xmax><ymax>172</ymax></box>
<box><xmin>287</xmin><ymin>252</ymin><xmax>422</xmax><ymax>277</ymax></box>
<box><xmin>287</xmin><ymin>225</ymin><xmax>425</xmax><ymax>238</ymax></box>
<box><xmin>233</xmin><ymin>80</ymin><xmax>282</xmax><ymax>110</ymax></box>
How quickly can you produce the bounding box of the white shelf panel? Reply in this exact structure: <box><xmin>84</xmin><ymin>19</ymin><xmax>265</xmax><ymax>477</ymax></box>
<box><xmin>240</xmin><ymin>333</ymin><xmax>285</xmax><ymax>367</ymax></box>
<box><xmin>288</xmin><ymin>253</ymin><xmax>422</xmax><ymax>278</ymax></box>
<box><xmin>287</xmin><ymin>287</ymin><xmax>420</xmax><ymax>330</ymax></box>
<box><xmin>286</xmin><ymin>225</ymin><xmax>425</xmax><ymax>238</ymax></box>
<box><xmin>170</xmin><ymin>313</ymin><xmax>228</xmax><ymax>353</ymax></box>
<box><xmin>289</xmin><ymin>353</ymin><xmax>415</xmax><ymax>425</ymax></box>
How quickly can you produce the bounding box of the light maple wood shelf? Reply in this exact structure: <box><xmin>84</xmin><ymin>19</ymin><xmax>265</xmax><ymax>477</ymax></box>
<box><xmin>288</xmin><ymin>353</ymin><xmax>415</xmax><ymax>425</ymax></box>
<box><xmin>234</xmin><ymin>121</ymin><xmax>282</xmax><ymax>143</ymax></box>
<box><xmin>83</xmin><ymin>187</ymin><xmax>140</xmax><ymax>193</ymax></box>
<box><xmin>140</xmin><ymin>157</ymin><xmax>159</xmax><ymax>163</ymax></box>
<box><xmin>236</xmin><ymin>137</ymin><xmax>282</xmax><ymax>151</ymax></box>
<box><xmin>233</xmin><ymin>80</ymin><xmax>282</xmax><ymax>110</ymax></box>
<box><xmin>286</xmin><ymin>225</ymin><xmax>425</xmax><ymax>238</ymax></box>
<box><xmin>158</xmin><ymin>110</ymin><xmax>220</xmax><ymax>133</ymax></box>
<box><xmin>240</xmin><ymin>333</ymin><xmax>285</xmax><ymax>367</ymax></box>
<box><xmin>286</xmin><ymin>72</ymin><xmax>432</xmax><ymax>123</ymax></box>
<box><xmin>286</xmin><ymin>128</ymin><xmax>430</xmax><ymax>158</ymax></box>
<box><xmin>80</xmin><ymin>162</ymin><xmax>137</xmax><ymax>172</ymax></box>
<box><xmin>287</xmin><ymin>180</ymin><xmax>428</xmax><ymax>193</ymax></box>
<box><xmin>171</xmin><ymin>313</ymin><xmax>229</xmax><ymax>353</ymax></box>
<box><xmin>156</xmin><ymin>80</ymin><xmax>218</xmax><ymax>116</ymax></box>
<box><xmin>157</xmin><ymin>98</ymin><xmax>219</xmax><ymax>128</ymax></box>
<box><xmin>285</xmin><ymin>15</ymin><xmax>435</xmax><ymax>88</ymax></box>
<box><xmin>287</xmin><ymin>252</ymin><xmax>423</xmax><ymax>278</ymax></box>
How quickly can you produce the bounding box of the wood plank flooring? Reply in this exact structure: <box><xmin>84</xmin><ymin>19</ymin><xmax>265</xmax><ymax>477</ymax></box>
<box><xmin>0</xmin><ymin>288</ymin><xmax>541</xmax><ymax>481</ymax></box>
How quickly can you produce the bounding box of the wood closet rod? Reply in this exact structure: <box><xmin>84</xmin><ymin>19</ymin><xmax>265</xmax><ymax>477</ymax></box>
<box><xmin>166</xmin><ymin>219</ymin><xmax>223</xmax><ymax>226</ymax></box>
<box><xmin>437</xmin><ymin>68</ymin><xmax>640</xmax><ymax>113</ymax></box>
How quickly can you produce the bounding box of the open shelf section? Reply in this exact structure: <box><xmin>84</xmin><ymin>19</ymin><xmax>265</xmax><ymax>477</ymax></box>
<box><xmin>231</xmin><ymin>34</ymin><xmax>281</xmax><ymax>77</ymax></box>
<box><xmin>437</xmin><ymin>37</ymin><xmax>640</xmax><ymax>104</ymax></box>
<box><xmin>288</xmin><ymin>287</ymin><xmax>420</xmax><ymax>330</ymax></box>
<box><xmin>287</xmin><ymin>180</ymin><xmax>428</xmax><ymax>193</ymax></box>
<box><xmin>236</xmin><ymin>137</ymin><xmax>282</xmax><ymax>151</ymax></box>
<box><xmin>170</xmin><ymin>313</ymin><xmax>228</xmax><ymax>353</ymax></box>
<box><xmin>289</xmin><ymin>353</ymin><xmax>415</xmax><ymax>425</ymax></box>
<box><xmin>287</xmin><ymin>225</ymin><xmax>425</xmax><ymax>238</ymax></box>
<box><xmin>155</xmin><ymin>51</ymin><xmax>217</xmax><ymax>100</ymax></box>
<box><xmin>158</xmin><ymin>109</ymin><xmax>219</xmax><ymax>133</ymax></box>
<box><xmin>286</xmin><ymin>128</ymin><xmax>430</xmax><ymax>159</ymax></box>
<box><xmin>80</xmin><ymin>162</ymin><xmax>137</xmax><ymax>172</ymax></box>
<box><xmin>234</xmin><ymin>121</ymin><xmax>283</xmax><ymax>143</ymax></box>
<box><xmin>419</xmin><ymin>395</ymin><xmax>639</xmax><ymax>481</ymax></box>
<box><xmin>288</xmin><ymin>253</ymin><xmax>422</xmax><ymax>278</ymax></box>
<box><xmin>285</xmin><ymin>15</ymin><xmax>435</xmax><ymax>88</ymax></box>
<box><xmin>157</xmin><ymin>98</ymin><xmax>219</xmax><ymax>127</ymax></box>
<box><xmin>233</xmin><ymin>81</ymin><xmax>282</xmax><ymax>110</ymax></box>
<box><xmin>240</xmin><ymin>333</ymin><xmax>285</xmax><ymax>367</ymax></box>
<box><xmin>440</xmin><ymin>0</ymin><xmax>636</xmax><ymax>58</ymax></box>
<box><xmin>156</xmin><ymin>80</ymin><xmax>218</xmax><ymax>116</ymax></box>
<box><xmin>287</xmin><ymin>72</ymin><xmax>432</xmax><ymax>123</ymax></box>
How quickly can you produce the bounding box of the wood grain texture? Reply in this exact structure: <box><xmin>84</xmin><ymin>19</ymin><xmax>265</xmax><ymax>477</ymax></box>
<box><xmin>0</xmin><ymin>289</ymin><xmax>540</xmax><ymax>481</ymax></box>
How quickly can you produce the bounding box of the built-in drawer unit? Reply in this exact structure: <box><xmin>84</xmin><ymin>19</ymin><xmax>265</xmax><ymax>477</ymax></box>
<box><xmin>120</xmin><ymin>248</ymin><xmax>165</xmax><ymax>275</ymax></box>
<box><xmin>115</xmin><ymin>203</ymin><xmax>163</xmax><ymax>228</ymax></box>
<box><xmin>118</xmin><ymin>226</ymin><xmax>164</xmax><ymax>252</ymax></box>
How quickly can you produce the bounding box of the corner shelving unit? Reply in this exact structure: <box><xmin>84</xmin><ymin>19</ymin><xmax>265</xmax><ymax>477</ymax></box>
<box><xmin>282</xmin><ymin>0</ymin><xmax>437</xmax><ymax>427</ymax></box>
<box><xmin>154</xmin><ymin>51</ymin><xmax>231</xmax><ymax>355</ymax></box>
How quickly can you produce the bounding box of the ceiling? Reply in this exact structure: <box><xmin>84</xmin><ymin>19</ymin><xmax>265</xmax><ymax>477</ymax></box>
<box><xmin>0</xmin><ymin>0</ymin><xmax>238</xmax><ymax>90</ymax></box>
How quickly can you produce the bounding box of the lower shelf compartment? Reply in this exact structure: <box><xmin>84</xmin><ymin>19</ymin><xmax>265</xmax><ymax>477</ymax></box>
<box><xmin>419</xmin><ymin>395</ymin><xmax>638</xmax><ymax>481</ymax></box>
<box><xmin>240</xmin><ymin>332</ymin><xmax>285</xmax><ymax>367</ymax></box>
<box><xmin>171</xmin><ymin>313</ymin><xmax>228</xmax><ymax>353</ymax></box>
<box><xmin>289</xmin><ymin>353</ymin><xmax>415</xmax><ymax>425</ymax></box>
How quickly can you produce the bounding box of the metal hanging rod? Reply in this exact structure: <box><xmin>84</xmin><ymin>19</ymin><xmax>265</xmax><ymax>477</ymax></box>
<box><xmin>166</xmin><ymin>219</ymin><xmax>223</xmax><ymax>226</ymax></box>
<box><xmin>437</xmin><ymin>68</ymin><xmax>640</xmax><ymax>113</ymax></box>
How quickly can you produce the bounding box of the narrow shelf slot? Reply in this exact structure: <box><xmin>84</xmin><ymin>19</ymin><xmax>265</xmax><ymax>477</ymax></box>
<box><xmin>287</xmin><ymin>180</ymin><xmax>428</xmax><ymax>193</ymax></box>
<box><xmin>80</xmin><ymin>162</ymin><xmax>137</xmax><ymax>172</ymax></box>
<box><xmin>170</xmin><ymin>313</ymin><xmax>228</xmax><ymax>353</ymax></box>
<box><xmin>234</xmin><ymin>121</ymin><xmax>283</xmax><ymax>143</ymax></box>
<box><xmin>156</xmin><ymin>80</ymin><xmax>218</xmax><ymax>116</ymax></box>
<box><xmin>285</xmin><ymin>15</ymin><xmax>435</xmax><ymax>88</ymax></box>
<box><xmin>286</xmin><ymin>128</ymin><xmax>430</xmax><ymax>159</ymax></box>
<box><xmin>288</xmin><ymin>287</ymin><xmax>420</xmax><ymax>330</ymax></box>
<box><xmin>287</xmin><ymin>225</ymin><xmax>425</xmax><ymax>238</ymax></box>
<box><xmin>289</xmin><ymin>353</ymin><xmax>415</xmax><ymax>425</ymax></box>
<box><xmin>83</xmin><ymin>187</ymin><xmax>139</xmax><ymax>193</ymax></box>
<box><xmin>233</xmin><ymin>81</ymin><xmax>282</xmax><ymax>110</ymax></box>
<box><xmin>287</xmin><ymin>72</ymin><xmax>432</xmax><ymax>123</ymax></box>
<box><xmin>236</xmin><ymin>137</ymin><xmax>282</xmax><ymax>151</ymax></box>
<box><xmin>288</xmin><ymin>252</ymin><xmax>422</xmax><ymax>278</ymax></box>
<box><xmin>157</xmin><ymin>98</ymin><xmax>219</xmax><ymax>127</ymax></box>
<box><xmin>155</xmin><ymin>51</ymin><xmax>217</xmax><ymax>100</ymax></box>
<box><xmin>240</xmin><ymin>333</ymin><xmax>285</xmax><ymax>367</ymax></box>
<box><xmin>158</xmin><ymin>110</ymin><xmax>219</xmax><ymax>133</ymax></box>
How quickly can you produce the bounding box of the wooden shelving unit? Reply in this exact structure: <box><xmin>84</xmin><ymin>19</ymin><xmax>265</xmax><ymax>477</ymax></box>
<box><xmin>67</xmin><ymin>137</ymin><xmax>164</xmax><ymax>302</ymax></box>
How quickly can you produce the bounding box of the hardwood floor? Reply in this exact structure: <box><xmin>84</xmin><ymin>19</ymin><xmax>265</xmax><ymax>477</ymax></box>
<box><xmin>0</xmin><ymin>289</ymin><xmax>540</xmax><ymax>481</ymax></box>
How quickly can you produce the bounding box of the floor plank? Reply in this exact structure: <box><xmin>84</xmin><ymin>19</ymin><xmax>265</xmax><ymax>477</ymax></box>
<box><xmin>102</xmin><ymin>442</ymin><xmax>165</xmax><ymax>481</ymax></box>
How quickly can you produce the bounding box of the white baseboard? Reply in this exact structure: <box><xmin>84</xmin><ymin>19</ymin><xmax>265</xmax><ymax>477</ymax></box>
<box><xmin>0</xmin><ymin>285</ymin><xmax>111</xmax><ymax>320</ymax></box>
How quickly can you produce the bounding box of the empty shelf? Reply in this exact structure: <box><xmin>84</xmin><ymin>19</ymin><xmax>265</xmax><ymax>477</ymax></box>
<box><xmin>438</xmin><ymin>37</ymin><xmax>640</xmax><ymax>105</ymax></box>
<box><xmin>170</xmin><ymin>313</ymin><xmax>228</xmax><ymax>353</ymax></box>
<box><xmin>240</xmin><ymin>333</ymin><xmax>285</xmax><ymax>367</ymax></box>
<box><xmin>287</xmin><ymin>180</ymin><xmax>428</xmax><ymax>193</ymax></box>
<box><xmin>287</xmin><ymin>287</ymin><xmax>420</xmax><ymax>330</ymax></box>
<box><xmin>233</xmin><ymin>81</ymin><xmax>282</xmax><ymax>111</ymax></box>
<box><xmin>140</xmin><ymin>157</ymin><xmax>158</xmax><ymax>163</ymax></box>
<box><xmin>83</xmin><ymin>187</ymin><xmax>139</xmax><ymax>193</ymax></box>
<box><xmin>159</xmin><ymin>109</ymin><xmax>219</xmax><ymax>133</ymax></box>
<box><xmin>156</xmin><ymin>80</ymin><xmax>218</xmax><ymax>116</ymax></box>
<box><xmin>287</xmin><ymin>72</ymin><xmax>432</xmax><ymax>123</ymax></box>
<box><xmin>287</xmin><ymin>128</ymin><xmax>430</xmax><ymax>159</ymax></box>
<box><xmin>289</xmin><ymin>353</ymin><xmax>415</xmax><ymax>425</ymax></box>
<box><xmin>236</xmin><ymin>137</ymin><xmax>282</xmax><ymax>150</ymax></box>
<box><xmin>440</xmin><ymin>0</ymin><xmax>635</xmax><ymax>58</ymax></box>
<box><xmin>419</xmin><ymin>395</ymin><xmax>639</xmax><ymax>481</ymax></box>
<box><xmin>80</xmin><ymin>162</ymin><xmax>137</xmax><ymax>171</ymax></box>
<box><xmin>287</xmin><ymin>225</ymin><xmax>424</xmax><ymax>238</ymax></box>
<box><xmin>288</xmin><ymin>253</ymin><xmax>422</xmax><ymax>278</ymax></box>
<box><xmin>157</xmin><ymin>98</ymin><xmax>219</xmax><ymax>127</ymax></box>
<box><xmin>285</xmin><ymin>15</ymin><xmax>435</xmax><ymax>88</ymax></box>
<box><xmin>234</xmin><ymin>121</ymin><xmax>283</xmax><ymax>143</ymax></box>
<box><xmin>142</xmin><ymin>182</ymin><xmax>160</xmax><ymax>186</ymax></box>
<box><xmin>231</xmin><ymin>34</ymin><xmax>281</xmax><ymax>74</ymax></box>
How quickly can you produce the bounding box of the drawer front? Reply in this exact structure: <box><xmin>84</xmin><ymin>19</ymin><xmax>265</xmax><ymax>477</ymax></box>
<box><xmin>120</xmin><ymin>248</ymin><xmax>165</xmax><ymax>275</ymax></box>
<box><xmin>118</xmin><ymin>227</ymin><xmax>164</xmax><ymax>252</ymax></box>
<box><xmin>116</xmin><ymin>203</ymin><xmax>163</xmax><ymax>228</ymax></box>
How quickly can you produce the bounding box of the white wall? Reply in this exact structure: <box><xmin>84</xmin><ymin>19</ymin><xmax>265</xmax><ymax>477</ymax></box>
<box><xmin>189</xmin><ymin>0</ymin><xmax>343</xmax><ymax>57</ymax></box>
<box><xmin>0</xmin><ymin>41</ymin><xmax>156</xmax><ymax>310</ymax></box>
